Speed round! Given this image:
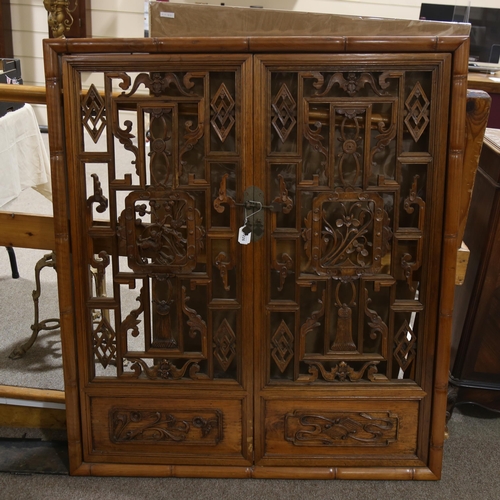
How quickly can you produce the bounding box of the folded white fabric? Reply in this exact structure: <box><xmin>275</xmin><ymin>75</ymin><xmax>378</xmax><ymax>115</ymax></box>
<box><xmin>0</xmin><ymin>103</ymin><xmax>52</xmax><ymax>207</ymax></box>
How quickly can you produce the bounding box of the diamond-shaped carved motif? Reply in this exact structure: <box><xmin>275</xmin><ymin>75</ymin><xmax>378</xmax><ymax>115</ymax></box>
<box><xmin>404</xmin><ymin>81</ymin><xmax>430</xmax><ymax>142</ymax></box>
<box><xmin>82</xmin><ymin>83</ymin><xmax>106</xmax><ymax>143</ymax></box>
<box><xmin>393</xmin><ymin>320</ymin><xmax>416</xmax><ymax>371</ymax></box>
<box><xmin>271</xmin><ymin>320</ymin><xmax>294</xmax><ymax>373</ymax></box>
<box><xmin>210</xmin><ymin>83</ymin><xmax>235</xmax><ymax>143</ymax></box>
<box><xmin>92</xmin><ymin>316</ymin><xmax>116</xmax><ymax>368</ymax></box>
<box><xmin>272</xmin><ymin>84</ymin><xmax>297</xmax><ymax>143</ymax></box>
<box><xmin>213</xmin><ymin>319</ymin><xmax>236</xmax><ymax>372</ymax></box>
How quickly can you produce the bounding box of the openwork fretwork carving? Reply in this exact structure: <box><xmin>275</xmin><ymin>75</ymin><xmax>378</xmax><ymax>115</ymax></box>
<box><xmin>285</xmin><ymin>411</ymin><xmax>398</xmax><ymax>446</ymax></box>
<box><xmin>336</xmin><ymin>108</ymin><xmax>365</xmax><ymax>187</ymax></box>
<box><xmin>122</xmin><ymin>190</ymin><xmax>203</xmax><ymax>274</ymax></box>
<box><xmin>303</xmin><ymin>191</ymin><xmax>386</xmax><ymax>277</ymax></box>
<box><xmin>214</xmin><ymin>252</ymin><xmax>233</xmax><ymax>291</ymax></box>
<box><xmin>123</xmin><ymin>72</ymin><xmax>195</xmax><ymax>98</ymax></box>
<box><xmin>271</xmin><ymin>320</ymin><xmax>294</xmax><ymax>373</ymax></box>
<box><xmin>272</xmin><ymin>83</ymin><xmax>297</xmax><ymax>143</ymax></box>
<box><xmin>92</xmin><ymin>316</ymin><xmax>117</xmax><ymax>369</ymax></box>
<box><xmin>82</xmin><ymin>83</ymin><xmax>106</xmax><ymax>143</ymax></box>
<box><xmin>273</xmin><ymin>252</ymin><xmax>293</xmax><ymax>292</ymax></box>
<box><xmin>181</xmin><ymin>286</ymin><xmax>207</xmax><ymax>349</ymax></box>
<box><xmin>404</xmin><ymin>81</ymin><xmax>430</xmax><ymax>142</ymax></box>
<box><xmin>305</xmin><ymin>360</ymin><xmax>380</xmax><ymax>383</ymax></box>
<box><xmin>210</xmin><ymin>83</ymin><xmax>235</xmax><ymax>143</ymax></box>
<box><xmin>111</xmin><ymin>409</ymin><xmax>223</xmax><ymax>445</ymax></box>
<box><xmin>394</xmin><ymin>320</ymin><xmax>417</xmax><ymax>372</ymax></box>
<box><xmin>312</xmin><ymin>72</ymin><xmax>391</xmax><ymax>98</ymax></box>
<box><xmin>213</xmin><ymin>319</ymin><xmax>236</xmax><ymax>372</ymax></box>
<box><xmin>126</xmin><ymin>358</ymin><xmax>208</xmax><ymax>380</ymax></box>
<box><xmin>87</xmin><ymin>173</ymin><xmax>108</xmax><ymax>214</ymax></box>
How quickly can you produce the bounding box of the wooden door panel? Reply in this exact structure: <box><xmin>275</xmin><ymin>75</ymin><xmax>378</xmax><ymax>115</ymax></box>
<box><xmin>61</xmin><ymin>54</ymin><xmax>254</xmax><ymax>464</ymax></box>
<box><xmin>254</xmin><ymin>54</ymin><xmax>451</xmax><ymax>464</ymax></box>
<box><xmin>86</xmin><ymin>394</ymin><xmax>249</xmax><ymax>464</ymax></box>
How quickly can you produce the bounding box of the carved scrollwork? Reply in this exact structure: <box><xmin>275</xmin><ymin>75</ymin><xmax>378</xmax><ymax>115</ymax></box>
<box><xmin>122</xmin><ymin>72</ymin><xmax>195</xmax><ymax>98</ymax></box>
<box><xmin>87</xmin><ymin>173</ymin><xmax>108</xmax><ymax>214</ymax></box>
<box><xmin>273</xmin><ymin>252</ymin><xmax>293</xmax><ymax>292</ymax></box>
<box><xmin>305</xmin><ymin>360</ymin><xmax>380</xmax><ymax>383</ymax></box>
<box><xmin>214</xmin><ymin>252</ymin><xmax>234</xmax><ymax>291</ymax></box>
<box><xmin>213</xmin><ymin>173</ymin><xmax>235</xmax><ymax>213</ymax></box>
<box><xmin>336</xmin><ymin>108</ymin><xmax>365</xmax><ymax>187</ymax></box>
<box><xmin>313</xmin><ymin>72</ymin><xmax>390</xmax><ymax>98</ymax></box>
<box><xmin>285</xmin><ymin>410</ymin><xmax>398</xmax><ymax>446</ymax></box>
<box><xmin>364</xmin><ymin>288</ymin><xmax>388</xmax><ymax>352</ymax></box>
<box><xmin>120</xmin><ymin>286</ymin><xmax>145</xmax><ymax>339</ymax></box>
<box><xmin>126</xmin><ymin>357</ymin><xmax>208</xmax><ymax>380</ymax></box>
<box><xmin>299</xmin><ymin>289</ymin><xmax>326</xmax><ymax>359</ymax></box>
<box><xmin>179</xmin><ymin>119</ymin><xmax>204</xmax><ymax>179</ymax></box>
<box><xmin>303</xmin><ymin>119</ymin><xmax>328</xmax><ymax>175</ymax></box>
<box><xmin>273</xmin><ymin>174</ymin><xmax>293</xmax><ymax>214</ymax></box>
<box><xmin>110</xmin><ymin>409</ymin><xmax>222</xmax><ymax>444</ymax></box>
<box><xmin>181</xmin><ymin>286</ymin><xmax>207</xmax><ymax>350</ymax></box>
<box><xmin>113</xmin><ymin>119</ymin><xmax>140</xmax><ymax>175</ymax></box>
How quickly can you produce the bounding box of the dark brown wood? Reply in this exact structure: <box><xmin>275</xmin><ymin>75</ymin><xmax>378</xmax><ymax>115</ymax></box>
<box><xmin>0</xmin><ymin>0</ymin><xmax>13</xmax><ymax>58</ymax></box>
<box><xmin>449</xmin><ymin>129</ymin><xmax>500</xmax><ymax>417</ymax></box>
<box><xmin>43</xmin><ymin>14</ymin><xmax>473</xmax><ymax>478</ymax></box>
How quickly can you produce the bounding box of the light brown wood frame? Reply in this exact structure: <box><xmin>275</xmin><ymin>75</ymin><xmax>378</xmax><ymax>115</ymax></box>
<box><xmin>43</xmin><ymin>34</ymin><xmax>470</xmax><ymax>479</ymax></box>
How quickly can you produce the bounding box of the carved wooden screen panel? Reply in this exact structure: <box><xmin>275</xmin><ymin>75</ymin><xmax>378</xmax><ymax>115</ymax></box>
<box><xmin>62</xmin><ymin>54</ymin><xmax>253</xmax><ymax>464</ymax></box>
<box><xmin>254</xmin><ymin>54</ymin><xmax>451</xmax><ymax>466</ymax></box>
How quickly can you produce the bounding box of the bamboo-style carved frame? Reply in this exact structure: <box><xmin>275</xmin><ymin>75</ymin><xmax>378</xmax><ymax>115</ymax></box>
<box><xmin>43</xmin><ymin>33</ymin><xmax>470</xmax><ymax>480</ymax></box>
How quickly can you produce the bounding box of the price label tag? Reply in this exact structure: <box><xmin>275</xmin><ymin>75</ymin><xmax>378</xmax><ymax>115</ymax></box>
<box><xmin>238</xmin><ymin>226</ymin><xmax>252</xmax><ymax>245</ymax></box>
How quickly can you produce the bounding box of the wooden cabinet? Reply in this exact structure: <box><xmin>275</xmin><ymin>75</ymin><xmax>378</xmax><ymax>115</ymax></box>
<box><xmin>449</xmin><ymin>129</ymin><xmax>500</xmax><ymax>415</ymax></box>
<box><xmin>43</xmin><ymin>11</ymin><xmax>471</xmax><ymax>479</ymax></box>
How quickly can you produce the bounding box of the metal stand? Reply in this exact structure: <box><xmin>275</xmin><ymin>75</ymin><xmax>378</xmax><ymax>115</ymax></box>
<box><xmin>9</xmin><ymin>252</ymin><xmax>60</xmax><ymax>359</ymax></box>
<box><xmin>5</xmin><ymin>246</ymin><xmax>20</xmax><ymax>279</ymax></box>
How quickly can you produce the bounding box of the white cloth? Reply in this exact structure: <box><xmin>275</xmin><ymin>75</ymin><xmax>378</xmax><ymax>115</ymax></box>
<box><xmin>0</xmin><ymin>103</ymin><xmax>52</xmax><ymax>207</ymax></box>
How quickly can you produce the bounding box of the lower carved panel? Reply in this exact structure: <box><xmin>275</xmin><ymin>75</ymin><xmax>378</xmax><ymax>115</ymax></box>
<box><xmin>87</xmin><ymin>395</ymin><xmax>247</xmax><ymax>463</ymax></box>
<box><xmin>111</xmin><ymin>409</ymin><xmax>223</xmax><ymax>445</ymax></box>
<box><xmin>285</xmin><ymin>410</ymin><xmax>398</xmax><ymax>447</ymax></box>
<box><xmin>261</xmin><ymin>395</ymin><xmax>423</xmax><ymax>463</ymax></box>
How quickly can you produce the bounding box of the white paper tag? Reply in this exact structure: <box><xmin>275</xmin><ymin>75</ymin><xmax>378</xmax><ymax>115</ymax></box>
<box><xmin>238</xmin><ymin>226</ymin><xmax>252</xmax><ymax>245</ymax></box>
<box><xmin>160</xmin><ymin>12</ymin><xmax>175</xmax><ymax>18</ymax></box>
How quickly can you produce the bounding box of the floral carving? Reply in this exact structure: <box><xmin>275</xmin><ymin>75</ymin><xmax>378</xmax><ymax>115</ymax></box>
<box><xmin>126</xmin><ymin>358</ymin><xmax>208</xmax><ymax>380</ymax></box>
<box><xmin>123</xmin><ymin>72</ymin><xmax>194</xmax><ymax>98</ymax></box>
<box><xmin>305</xmin><ymin>360</ymin><xmax>380</xmax><ymax>383</ymax></box>
<box><xmin>313</xmin><ymin>72</ymin><xmax>390</xmax><ymax>98</ymax></box>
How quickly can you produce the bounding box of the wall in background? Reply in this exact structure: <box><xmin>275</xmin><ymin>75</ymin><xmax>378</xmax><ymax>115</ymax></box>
<box><xmin>8</xmin><ymin>0</ymin><xmax>500</xmax><ymax>122</ymax></box>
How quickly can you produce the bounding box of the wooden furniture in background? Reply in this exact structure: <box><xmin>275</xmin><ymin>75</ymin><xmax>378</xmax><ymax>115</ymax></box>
<box><xmin>468</xmin><ymin>71</ymin><xmax>500</xmax><ymax>129</ymax></box>
<box><xmin>44</xmin><ymin>5</ymin><xmax>474</xmax><ymax>479</ymax></box>
<box><xmin>449</xmin><ymin>128</ymin><xmax>500</xmax><ymax>415</ymax></box>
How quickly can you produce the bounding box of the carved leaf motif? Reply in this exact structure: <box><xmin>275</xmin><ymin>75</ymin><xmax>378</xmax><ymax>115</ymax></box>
<box><xmin>179</xmin><ymin>119</ymin><xmax>204</xmax><ymax>178</ymax></box>
<box><xmin>364</xmin><ymin>288</ymin><xmax>388</xmax><ymax>345</ymax></box>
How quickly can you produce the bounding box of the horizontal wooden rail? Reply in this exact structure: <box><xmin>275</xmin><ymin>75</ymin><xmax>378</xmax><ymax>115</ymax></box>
<box><xmin>0</xmin><ymin>83</ymin><xmax>46</xmax><ymax>104</ymax></box>
<box><xmin>0</xmin><ymin>212</ymin><xmax>55</xmax><ymax>250</ymax></box>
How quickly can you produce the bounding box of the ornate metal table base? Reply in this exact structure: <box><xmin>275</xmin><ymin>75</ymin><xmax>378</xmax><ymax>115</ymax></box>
<box><xmin>9</xmin><ymin>251</ymin><xmax>60</xmax><ymax>359</ymax></box>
